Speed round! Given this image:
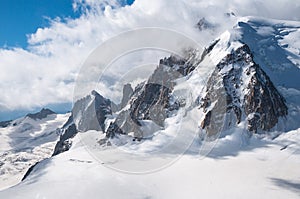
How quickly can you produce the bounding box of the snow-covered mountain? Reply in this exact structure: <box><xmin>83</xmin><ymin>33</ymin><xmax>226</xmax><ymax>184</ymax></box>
<box><xmin>52</xmin><ymin>90</ymin><xmax>113</xmax><ymax>155</ymax></box>
<box><xmin>98</xmin><ymin>17</ymin><xmax>299</xmax><ymax>144</ymax></box>
<box><xmin>0</xmin><ymin>109</ymin><xmax>69</xmax><ymax>190</ymax></box>
<box><xmin>1</xmin><ymin>16</ymin><xmax>300</xmax><ymax>198</ymax></box>
<box><xmin>200</xmin><ymin>40</ymin><xmax>288</xmax><ymax>137</ymax></box>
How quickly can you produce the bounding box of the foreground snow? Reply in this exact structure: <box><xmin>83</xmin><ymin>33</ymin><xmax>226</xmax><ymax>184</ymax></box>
<box><xmin>1</xmin><ymin>16</ymin><xmax>300</xmax><ymax>198</ymax></box>
<box><xmin>1</xmin><ymin>127</ymin><xmax>299</xmax><ymax>199</ymax></box>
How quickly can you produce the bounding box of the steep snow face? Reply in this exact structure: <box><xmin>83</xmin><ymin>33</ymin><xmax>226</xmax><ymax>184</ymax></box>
<box><xmin>197</xmin><ymin>17</ymin><xmax>300</xmax><ymax>137</ymax></box>
<box><xmin>236</xmin><ymin>17</ymin><xmax>300</xmax><ymax>90</ymax></box>
<box><xmin>208</xmin><ymin>30</ymin><xmax>243</xmax><ymax>65</ymax></box>
<box><xmin>0</xmin><ymin>112</ymin><xmax>69</xmax><ymax>190</ymax></box>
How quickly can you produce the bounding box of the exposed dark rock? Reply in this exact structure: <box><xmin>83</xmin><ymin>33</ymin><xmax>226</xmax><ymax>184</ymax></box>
<box><xmin>200</xmin><ymin>44</ymin><xmax>288</xmax><ymax>136</ymax></box>
<box><xmin>52</xmin><ymin>115</ymin><xmax>77</xmax><ymax>156</ymax></box>
<box><xmin>200</xmin><ymin>68</ymin><xmax>228</xmax><ymax>137</ymax></box>
<box><xmin>73</xmin><ymin>90</ymin><xmax>112</xmax><ymax>132</ymax></box>
<box><xmin>26</xmin><ymin>108</ymin><xmax>56</xmax><ymax>120</ymax></box>
<box><xmin>225</xmin><ymin>12</ymin><xmax>236</xmax><ymax>17</ymax></box>
<box><xmin>62</xmin><ymin>114</ymin><xmax>73</xmax><ymax>129</ymax></box>
<box><xmin>110</xmin><ymin>101</ymin><xmax>119</xmax><ymax>113</ymax></box>
<box><xmin>52</xmin><ymin>123</ymin><xmax>77</xmax><ymax>156</ymax></box>
<box><xmin>200</xmin><ymin>39</ymin><xmax>220</xmax><ymax>62</ymax></box>
<box><xmin>106</xmin><ymin>54</ymin><xmax>197</xmax><ymax>139</ymax></box>
<box><xmin>196</xmin><ymin>17</ymin><xmax>213</xmax><ymax>31</ymax></box>
<box><xmin>0</xmin><ymin>120</ymin><xmax>12</xmax><ymax>128</ymax></box>
<box><xmin>200</xmin><ymin>111</ymin><xmax>211</xmax><ymax>129</ymax></box>
<box><xmin>53</xmin><ymin>90</ymin><xmax>113</xmax><ymax>155</ymax></box>
<box><xmin>21</xmin><ymin>161</ymin><xmax>39</xmax><ymax>181</ymax></box>
<box><xmin>244</xmin><ymin>65</ymin><xmax>288</xmax><ymax>132</ymax></box>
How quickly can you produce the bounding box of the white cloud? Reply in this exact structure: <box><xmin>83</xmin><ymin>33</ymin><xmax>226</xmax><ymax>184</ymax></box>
<box><xmin>0</xmin><ymin>0</ymin><xmax>299</xmax><ymax>111</ymax></box>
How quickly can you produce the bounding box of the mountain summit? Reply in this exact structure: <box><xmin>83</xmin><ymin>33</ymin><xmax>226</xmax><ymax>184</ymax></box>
<box><xmin>53</xmin><ymin>17</ymin><xmax>300</xmax><ymax>151</ymax></box>
<box><xmin>1</xmin><ymin>16</ymin><xmax>300</xmax><ymax>199</ymax></box>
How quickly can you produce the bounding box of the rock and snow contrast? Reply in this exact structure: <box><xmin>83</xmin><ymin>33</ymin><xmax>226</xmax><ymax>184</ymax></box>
<box><xmin>0</xmin><ymin>16</ymin><xmax>300</xmax><ymax>198</ymax></box>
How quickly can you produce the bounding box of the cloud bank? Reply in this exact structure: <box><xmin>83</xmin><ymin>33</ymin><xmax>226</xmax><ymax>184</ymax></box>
<box><xmin>0</xmin><ymin>0</ymin><xmax>299</xmax><ymax>113</ymax></box>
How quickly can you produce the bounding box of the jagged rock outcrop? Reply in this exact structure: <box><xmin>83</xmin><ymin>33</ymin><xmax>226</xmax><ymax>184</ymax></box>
<box><xmin>200</xmin><ymin>44</ymin><xmax>288</xmax><ymax>136</ymax></box>
<box><xmin>52</xmin><ymin>119</ymin><xmax>77</xmax><ymax>156</ymax></box>
<box><xmin>73</xmin><ymin>90</ymin><xmax>112</xmax><ymax>132</ymax></box>
<box><xmin>52</xmin><ymin>90</ymin><xmax>113</xmax><ymax>155</ymax></box>
<box><xmin>58</xmin><ymin>19</ymin><xmax>290</xmax><ymax>148</ymax></box>
<box><xmin>106</xmin><ymin>54</ymin><xmax>197</xmax><ymax>139</ymax></box>
<box><xmin>120</xmin><ymin>83</ymin><xmax>134</xmax><ymax>109</ymax></box>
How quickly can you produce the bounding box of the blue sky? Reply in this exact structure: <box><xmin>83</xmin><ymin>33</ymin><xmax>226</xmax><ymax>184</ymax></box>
<box><xmin>0</xmin><ymin>0</ymin><xmax>80</xmax><ymax>48</ymax></box>
<box><xmin>0</xmin><ymin>0</ymin><xmax>134</xmax><ymax>121</ymax></box>
<box><xmin>0</xmin><ymin>0</ymin><xmax>134</xmax><ymax>48</ymax></box>
<box><xmin>0</xmin><ymin>0</ymin><xmax>76</xmax><ymax>120</ymax></box>
<box><xmin>0</xmin><ymin>0</ymin><xmax>298</xmax><ymax>121</ymax></box>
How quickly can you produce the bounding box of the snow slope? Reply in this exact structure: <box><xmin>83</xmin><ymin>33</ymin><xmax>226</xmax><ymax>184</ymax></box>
<box><xmin>233</xmin><ymin>17</ymin><xmax>300</xmax><ymax>132</ymax></box>
<box><xmin>0</xmin><ymin>128</ymin><xmax>299</xmax><ymax>199</ymax></box>
<box><xmin>0</xmin><ymin>112</ymin><xmax>69</xmax><ymax>190</ymax></box>
<box><xmin>0</xmin><ymin>16</ymin><xmax>300</xmax><ymax>198</ymax></box>
<box><xmin>237</xmin><ymin>17</ymin><xmax>300</xmax><ymax>90</ymax></box>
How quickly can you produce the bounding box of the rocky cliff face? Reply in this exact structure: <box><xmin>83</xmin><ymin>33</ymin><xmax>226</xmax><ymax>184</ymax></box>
<box><xmin>200</xmin><ymin>44</ymin><xmax>288</xmax><ymax>136</ymax></box>
<box><xmin>106</xmin><ymin>54</ymin><xmax>197</xmax><ymax>139</ymax></box>
<box><xmin>52</xmin><ymin>90</ymin><xmax>113</xmax><ymax>155</ymax></box>
<box><xmin>73</xmin><ymin>90</ymin><xmax>112</xmax><ymax>132</ymax></box>
<box><xmin>56</xmin><ymin>19</ymin><xmax>291</xmax><ymax>146</ymax></box>
<box><xmin>120</xmin><ymin>83</ymin><xmax>134</xmax><ymax>109</ymax></box>
<box><xmin>52</xmin><ymin>116</ymin><xmax>76</xmax><ymax>156</ymax></box>
<box><xmin>105</xmin><ymin>41</ymin><xmax>288</xmax><ymax>141</ymax></box>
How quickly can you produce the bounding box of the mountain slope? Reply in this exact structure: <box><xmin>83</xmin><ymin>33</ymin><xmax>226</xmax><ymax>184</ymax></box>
<box><xmin>1</xmin><ymin>125</ymin><xmax>300</xmax><ymax>199</ymax></box>
<box><xmin>200</xmin><ymin>43</ymin><xmax>287</xmax><ymax>137</ymax></box>
<box><xmin>1</xmin><ymin>16</ymin><xmax>300</xmax><ymax>198</ymax></box>
<box><xmin>0</xmin><ymin>109</ymin><xmax>69</xmax><ymax>190</ymax></box>
<box><xmin>52</xmin><ymin>17</ymin><xmax>300</xmax><ymax>152</ymax></box>
<box><xmin>237</xmin><ymin>17</ymin><xmax>300</xmax><ymax>90</ymax></box>
<box><xmin>103</xmin><ymin>18</ymin><xmax>298</xmax><ymax>143</ymax></box>
<box><xmin>52</xmin><ymin>90</ymin><xmax>113</xmax><ymax>156</ymax></box>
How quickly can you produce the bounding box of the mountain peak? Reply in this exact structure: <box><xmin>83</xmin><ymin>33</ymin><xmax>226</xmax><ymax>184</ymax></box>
<box><xmin>91</xmin><ymin>89</ymin><xmax>100</xmax><ymax>97</ymax></box>
<box><xmin>26</xmin><ymin>108</ymin><xmax>56</xmax><ymax>120</ymax></box>
<box><xmin>200</xmin><ymin>43</ymin><xmax>288</xmax><ymax>136</ymax></box>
